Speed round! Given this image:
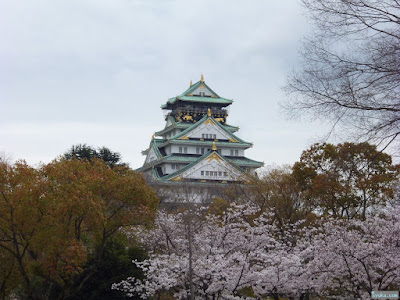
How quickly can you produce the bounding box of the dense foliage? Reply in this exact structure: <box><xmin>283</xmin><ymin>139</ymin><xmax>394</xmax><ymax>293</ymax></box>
<box><xmin>63</xmin><ymin>144</ymin><xmax>125</xmax><ymax>168</ymax></box>
<box><xmin>227</xmin><ymin>142</ymin><xmax>399</xmax><ymax>221</ymax></box>
<box><xmin>0</xmin><ymin>158</ymin><xmax>158</xmax><ymax>299</ymax></box>
<box><xmin>1</xmin><ymin>142</ymin><xmax>398</xmax><ymax>299</ymax></box>
<box><xmin>293</xmin><ymin>142</ymin><xmax>399</xmax><ymax>220</ymax></box>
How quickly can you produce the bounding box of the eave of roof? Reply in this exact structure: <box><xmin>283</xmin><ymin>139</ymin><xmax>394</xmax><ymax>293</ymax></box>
<box><xmin>138</xmin><ymin>139</ymin><xmax>166</xmax><ymax>167</ymax></box>
<box><xmin>169</xmin><ymin>114</ymin><xmax>250</xmax><ymax>144</ymax></box>
<box><xmin>181</xmin><ymin>80</ymin><xmax>220</xmax><ymax>97</ymax></box>
<box><xmin>161</xmin><ymin>96</ymin><xmax>233</xmax><ymax>108</ymax></box>
<box><xmin>155</xmin><ymin>123</ymin><xmax>192</xmax><ymax>136</ymax></box>
<box><xmin>158</xmin><ymin>139</ymin><xmax>252</xmax><ymax>149</ymax></box>
<box><xmin>156</xmin><ymin>121</ymin><xmax>239</xmax><ymax>136</ymax></box>
<box><xmin>151</xmin><ymin>167</ymin><xmax>238</xmax><ymax>186</ymax></box>
<box><xmin>161</xmin><ymin>80</ymin><xmax>233</xmax><ymax>109</ymax></box>
<box><xmin>226</xmin><ymin>157</ymin><xmax>264</xmax><ymax>168</ymax></box>
<box><xmin>136</xmin><ymin>153</ymin><xmax>263</xmax><ymax>173</ymax></box>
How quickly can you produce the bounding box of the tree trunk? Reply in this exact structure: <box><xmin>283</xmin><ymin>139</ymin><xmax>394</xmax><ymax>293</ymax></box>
<box><xmin>362</xmin><ymin>190</ymin><xmax>367</xmax><ymax>221</ymax></box>
<box><xmin>188</xmin><ymin>222</ymin><xmax>194</xmax><ymax>300</ymax></box>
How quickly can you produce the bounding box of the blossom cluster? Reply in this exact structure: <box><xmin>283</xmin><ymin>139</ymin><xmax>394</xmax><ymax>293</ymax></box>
<box><xmin>113</xmin><ymin>204</ymin><xmax>400</xmax><ymax>299</ymax></box>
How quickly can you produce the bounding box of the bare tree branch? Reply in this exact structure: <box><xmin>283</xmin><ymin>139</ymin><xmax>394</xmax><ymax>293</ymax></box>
<box><xmin>283</xmin><ymin>0</ymin><xmax>400</xmax><ymax>148</ymax></box>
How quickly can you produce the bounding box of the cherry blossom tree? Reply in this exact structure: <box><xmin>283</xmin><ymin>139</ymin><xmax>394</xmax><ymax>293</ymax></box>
<box><xmin>300</xmin><ymin>210</ymin><xmax>400</xmax><ymax>299</ymax></box>
<box><xmin>114</xmin><ymin>204</ymin><xmax>400</xmax><ymax>299</ymax></box>
<box><xmin>113</xmin><ymin>205</ymin><xmax>306</xmax><ymax>299</ymax></box>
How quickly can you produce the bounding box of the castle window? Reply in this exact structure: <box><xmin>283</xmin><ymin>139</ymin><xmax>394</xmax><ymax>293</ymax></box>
<box><xmin>235</xmin><ymin>150</ymin><xmax>239</xmax><ymax>156</ymax></box>
<box><xmin>230</xmin><ymin>149</ymin><xmax>234</xmax><ymax>156</ymax></box>
<box><xmin>206</xmin><ymin>171</ymin><xmax>209</xmax><ymax>176</ymax></box>
<box><xmin>184</xmin><ymin>147</ymin><xmax>187</xmax><ymax>154</ymax></box>
<box><xmin>179</xmin><ymin>147</ymin><xmax>183</xmax><ymax>153</ymax></box>
<box><xmin>224</xmin><ymin>172</ymin><xmax>228</xmax><ymax>176</ymax></box>
<box><xmin>213</xmin><ymin>134</ymin><xmax>216</xmax><ymax>139</ymax></box>
<box><xmin>201</xmin><ymin>148</ymin><xmax>205</xmax><ymax>154</ymax></box>
<box><xmin>201</xmin><ymin>171</ymin><xmax>204</xmax><ymax>175</ymax></box>
<box><xmin>218</xmin><ymin>171</ymin><xmax>222</xmax><ymax>176</ymax></box>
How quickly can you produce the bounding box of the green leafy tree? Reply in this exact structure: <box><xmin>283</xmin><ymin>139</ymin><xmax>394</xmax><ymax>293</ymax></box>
<box><xmin>64</xmin><ymin>144</ymin><xmax>97</xmax><ymax>161</ymax></box>
<box><xmin>292</xmin><ymin>142</ymin><xmax>400</xmax><ymax>220</ymax></box>
<box><xmin>68</xmin><ymin>236</ymin><xmax>147</xmax><ymax>300</ymax></box>
<box><xmin>64</xmin><ymin>144</ymin><xmax>125</xmax><ymax>168</ymax></box>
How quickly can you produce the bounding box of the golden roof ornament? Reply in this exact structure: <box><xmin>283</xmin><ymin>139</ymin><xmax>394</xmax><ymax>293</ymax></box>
<box><xmin>190</xmin><ymin>80</ymin><xmax>192</xmax><ymax>86</ymax></box>
<box><xmin>207</xmin><ymin>108</ymin><xmax>211</xmax><ymax>116</ymax></box>
<box><xmin>201</xmin><ymin>74</ymin><xmax>204</xmax><ymax>82</ymax></box>
<box><xmin>212</xmin><ymin>141</ymin><xmax>217</xmax><ymax>151</ymax></box>
<box><xmin>151</xmin><ymin>133</ymin><xmax>155</xmax><ymax>140</ymax></box>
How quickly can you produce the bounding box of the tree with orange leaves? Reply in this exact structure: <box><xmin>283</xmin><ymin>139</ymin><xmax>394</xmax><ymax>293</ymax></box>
<box><xmin>0</xmin><ymin>158</ymin><xmax>158</xmax><ymax>299</ymax></box>
<box><xmin>292</xmin><ymin>142</ymin><xmax>399</xmax><ymax>220</ymax></box>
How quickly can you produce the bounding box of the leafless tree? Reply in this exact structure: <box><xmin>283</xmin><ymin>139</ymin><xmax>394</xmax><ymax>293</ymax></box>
<box><xmin>283</xmin><ymin>0</ymin><xmax>400</xmax><ymax>149</ymax></box>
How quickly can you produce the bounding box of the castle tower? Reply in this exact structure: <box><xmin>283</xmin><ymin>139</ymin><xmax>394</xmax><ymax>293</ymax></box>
<box><xmin>137</xmin><ymin>76</ymin><xmax>263</xmax><ymax>201</ymax></box>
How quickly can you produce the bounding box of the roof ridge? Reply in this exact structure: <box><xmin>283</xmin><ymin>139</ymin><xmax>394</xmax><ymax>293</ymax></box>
<box><xmin>180</xmin><ymin>80</ymin><xmax>202</xmax><ymax>96</ymax></box>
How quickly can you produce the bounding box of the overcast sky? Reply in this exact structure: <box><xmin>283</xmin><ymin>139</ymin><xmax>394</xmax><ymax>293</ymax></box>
<box><xmin>1</xmin><ymin>0</ymin><xmax>331</xmax><ymax>169</ymax></box>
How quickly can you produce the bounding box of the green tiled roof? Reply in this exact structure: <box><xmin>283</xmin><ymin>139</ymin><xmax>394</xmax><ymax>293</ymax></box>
<box><xmin>170</xmin><ymin>96</ymin><xmax>232</xmax><ymax>104</ymax></box>
<box><xmin>160</xmin><ymin>152</ymin><xmax>210</xmax><ymax>181</ymax></box>
<box><xmin>161</xmin><ymin>80</ymin><xmax>233</xmax><ymax>109</ymax></box>
<box><xmin>223</xmin><ymin>124</ymin><xmax>239</xmax><ymax>133</ymax></box>
<box><xmin>163</xmin><ymin>154</ymin><xmax>198</xmax><ymax>163</ymax></box>
<box><xmin>153</xmin><ymin>180</ymin><xmax>234</xmax><ymax>186</ymax></box>
<box><xmin>158</xmin><ymin>139</ymin><xmax>252</xmax><ymax>149</ymax></box>
<box><xmin>140</xmin><ymin>138</ymin><xmax>166</xmax><ymax>158</ymax></box>
<box><xmin>155</xmin><ymin>123</ymin><xmax>192</xmax><ymax>136</ymax></box>
<box><xmin>136</xmin><ymin>161</ymin><xmax>157</xmax><ymax>172</ymax></box>
<box><xmin>163</xmin><ymin>154</ymin><xmax>262</xmax><ymax>167</ymax></box>
<box><xmin>136</xmin><ymin>153</ymin><xmax>263</xmax><ymax>173</ymax></box>
<box><xmin>168</xmin><ymin>114</ymin><xmax>250</xmax><ymax>145</ymax></box>
<box><xmin>156</xmin><ymin>121</ymin><xmax>239</xmax><ymax>136</ymax></box>
<box><xmin>151</xmin><ymin>167</ymin><xmax>237</xmax><ymax>186</ymax></box>
<box><xmin>181</xmin><ymin>80</ymin><xmax>220</xmax><ymax>97</ymax></box>
<box><xmin>136</xmin><ymin>154</ymin><xmax>197</xmax><ymax>173</ymax></box>
<box><xmin>161</xmin><ymin>96</ymin><xmax>232</xmax><ymax>109</ymax></box>
<box><xmin>227</xmin><ymin>157</ymin><xmax>264</xmax><ymax>168</ymax></box>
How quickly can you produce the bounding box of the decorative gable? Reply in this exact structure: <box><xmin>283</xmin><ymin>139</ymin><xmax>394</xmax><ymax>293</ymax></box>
<box><xmin>187</xmin><ymin>118</ymin><xmax>232</xmax><ymax>140</ymax></box>
<box><xmin>189</xmin><ymin>83</ymin><xmax>215</xmax><ymax>97</ymax></box>
<box><xmin>168</xmin><ymin>152</ymin><xmax>242</xmax><ymax>182</ymax></box>
<box><xmin>145</xmin><ymin>146</ymin><xmax>158</xmax><ymax>164</ymax></box>
<box><xmin>177</xmin><ymin>117</ymin><xmax>241</xmax><ymax>142</ymax></box>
